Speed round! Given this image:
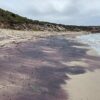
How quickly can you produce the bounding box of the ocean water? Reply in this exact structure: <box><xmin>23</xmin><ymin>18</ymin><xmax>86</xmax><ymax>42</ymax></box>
<box><xmin>77</xmin><ymin>33</ymin><xmax>100</xmax><ymax>55</ymax></box>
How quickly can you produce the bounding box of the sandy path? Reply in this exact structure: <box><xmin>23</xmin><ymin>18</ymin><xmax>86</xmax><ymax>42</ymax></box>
<box><xmin>0</xmin><ymin>29</ymin><xmax>100</xmax><ymax>100</ymax></box>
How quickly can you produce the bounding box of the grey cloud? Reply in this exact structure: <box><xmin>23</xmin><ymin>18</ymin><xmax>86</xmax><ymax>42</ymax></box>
<box><xmin>0</xmin><ymin>0</ymin><xmax>100</xmax><ymax>25</ymax></box>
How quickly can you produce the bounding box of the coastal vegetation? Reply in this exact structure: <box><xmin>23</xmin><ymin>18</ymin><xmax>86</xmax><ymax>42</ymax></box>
<box><xmin>0</xmin><ymin>8</ymin><xmax>100</xmax><ymax>32</ymax></box>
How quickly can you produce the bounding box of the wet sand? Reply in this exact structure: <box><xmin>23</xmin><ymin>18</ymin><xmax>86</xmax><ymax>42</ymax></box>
<box><xmin>62</xmin><ymin>38</ymin><xmax>100</xmax><ymax>100</ymax></box>
<box><xmin>0</xmin><ymin>29</ymin><xmax>100</xmax><ymax>100</ymax></box>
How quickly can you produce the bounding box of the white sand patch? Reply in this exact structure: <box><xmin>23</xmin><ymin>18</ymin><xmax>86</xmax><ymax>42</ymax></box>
<box><xmin>62</xmin><ymin>69</ymin><xmax>100</xmax><ymax>100</ymax></box>
<box><xmin>86</xmin><ymin>49</ymin><xmax>99</xmax><ymax>57</ymax></box>
<box><xmin>61</xmin><ymin>61</ymin><xmax>89</xmax><ymax>67</ymax></box>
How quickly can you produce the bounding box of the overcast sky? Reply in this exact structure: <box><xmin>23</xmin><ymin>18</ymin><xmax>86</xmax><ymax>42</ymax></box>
<box><xmin>0</xmin><ymin>0</ymin><xmax>100</xmax><ymax>25</ymax></box>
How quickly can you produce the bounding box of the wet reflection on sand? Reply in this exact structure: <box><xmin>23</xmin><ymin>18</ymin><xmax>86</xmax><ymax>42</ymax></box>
<box><xmin>0</xmin><ymin>36</ymin><xmax>100</xmax><ymax>100</ymax></box>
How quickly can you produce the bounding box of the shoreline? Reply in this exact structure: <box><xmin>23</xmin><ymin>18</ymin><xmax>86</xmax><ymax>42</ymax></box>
<box><xmin>62</xmin><ymin>36</ymin><xmax>100</xmax><ymax>100</ymax></box>
<box><xmin>76</xmin><ymin>33</ymin><xmax>100</xmax><ymax>55</ymax></box>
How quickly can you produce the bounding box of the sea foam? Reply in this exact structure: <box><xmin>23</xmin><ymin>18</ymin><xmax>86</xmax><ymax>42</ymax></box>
<box><xmin>77</xmin><ymin>33</ymin><xmax>100</xmax><ymax>55</ymax></box>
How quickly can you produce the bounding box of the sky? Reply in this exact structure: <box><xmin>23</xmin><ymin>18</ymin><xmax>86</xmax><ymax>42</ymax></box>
<box><xmin>0</xmin><ymin>0</ymin><xmax>100</xmax><ymax>25</ymax></box>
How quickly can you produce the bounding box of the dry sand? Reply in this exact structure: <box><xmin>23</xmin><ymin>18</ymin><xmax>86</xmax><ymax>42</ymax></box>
<box><xmin>0</xmin><ymin>29</ymin><xmax>100</xmax><ymax>100</ymax></box>
<box><xmin>64</xmin><ymin>69</ymin><xmax>100</xmax><ymax>100</ymax></box>
<box><xmin>0</xmin><ymin>29</ymin><xmax>87</xmax><ymax>47</ymax></box>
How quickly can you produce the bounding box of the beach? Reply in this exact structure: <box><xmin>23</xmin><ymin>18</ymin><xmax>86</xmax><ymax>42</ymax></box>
<box><xmin>62</xmin><ymin>33</ymin><xmax>100</xmax><ymax>100</ymax></box>
<box><xmin>0</xmin><ymin>29</ymin><xmax>100</xmax><ymax>100</ymax></box>
<box><xmin>77</xmin><ymin>33</ymin><xmax>100</xmax><ymax>55</ymax></box>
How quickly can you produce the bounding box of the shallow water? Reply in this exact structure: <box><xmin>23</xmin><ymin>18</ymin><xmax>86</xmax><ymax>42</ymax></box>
<box><xmin>77</xmin><ymin>33</ymin><xmax>100</xmax><ymax>55</ymax></box>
